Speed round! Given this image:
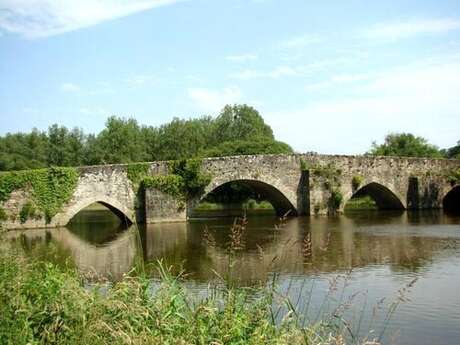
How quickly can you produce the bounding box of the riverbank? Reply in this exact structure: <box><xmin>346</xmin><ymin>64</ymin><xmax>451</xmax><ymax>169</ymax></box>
<box><xmin>0</xmin><ymin>235</ymin><xmax>381</xmax><ymax>345</ymax></box>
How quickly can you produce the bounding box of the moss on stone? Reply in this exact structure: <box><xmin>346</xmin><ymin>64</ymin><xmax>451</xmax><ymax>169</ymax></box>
<box><xmin>352</xmin><ymin>175</ymin><xmax>363</xmax><ymax>190</ymax></box>
<box><xmin>127</xmin><ymin>159</ymin><xmax>211</xmax><ymax>201</ymax></box>
<box><xmin>0</xmin><ymin>207</ymin><xmax>7</xmax><ymax>222</ymax></box>
<box><xmin>126</xmin><ymin>163</ymin><xmax>150</xmax><ymax>190</ymax></box>
<box><xmin>447</xmin><ymin>168</ymin><xmax>460</xmax><ymax>185</ymax></box>
<box><xmin>142</xmin><ymin>175</ymin><xmax>185</xmax><ymax>199</ymax></box>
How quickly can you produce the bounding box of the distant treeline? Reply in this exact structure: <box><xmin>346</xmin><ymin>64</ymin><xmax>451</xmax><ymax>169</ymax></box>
<box><xmin>1</xmin><ymin>104</ymin><xmax>459</xmax><ymax>172</ymax></box>
<box><xmin>0</xmin><ymin>105</ymin><xmax>292</xmax><ymax>171</ymax></box>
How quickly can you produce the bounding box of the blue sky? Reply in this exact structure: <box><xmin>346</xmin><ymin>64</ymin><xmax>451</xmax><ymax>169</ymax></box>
<box><xmin>0</xmin><ymin>0</ymin><xmax>459</xmax><ymax>154</ymax></box>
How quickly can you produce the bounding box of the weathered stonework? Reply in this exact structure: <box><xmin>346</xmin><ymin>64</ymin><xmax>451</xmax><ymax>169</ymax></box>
<box><xmin>1</xmin><ymin>154</ymin><xmax>459</xmax><ymax>230</ymax></box>
<box><xmin>145</xmin><ymin>188</ymin><xmax>186</xmax><ymax>223</ymax></box>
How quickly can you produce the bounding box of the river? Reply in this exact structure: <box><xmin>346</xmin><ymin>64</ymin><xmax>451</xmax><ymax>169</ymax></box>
<box><xmin>7</xmin><ymin>208</ymin><xmax>460</xmax><ymax>345</ymax></box>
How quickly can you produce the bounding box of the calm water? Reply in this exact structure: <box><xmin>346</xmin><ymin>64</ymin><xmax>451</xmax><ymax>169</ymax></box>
<box><xmin>8</xmin><ymin>209</ymin><xmax>460</xmax><ymax>345</ymax></box>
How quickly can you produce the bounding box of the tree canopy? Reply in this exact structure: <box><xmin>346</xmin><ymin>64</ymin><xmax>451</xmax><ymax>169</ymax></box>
<box><xmin>0</xmin><ymin>104</ymin><xmax>293</xmax><ymax>171</ymax></box>
<box><xmin>368</xmin><ymin>133</ymin><xmax>443</xmax><ymax>158</ymax></box>
<box><xmin>441</xmin><ymin>141</ymin><xmax>460</xmax><ymax>159</ymax></box>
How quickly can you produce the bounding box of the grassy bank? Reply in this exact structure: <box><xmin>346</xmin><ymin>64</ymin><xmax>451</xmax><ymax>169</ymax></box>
<box><xmin>195</xmin><ymin>200</ymin><xmax>274</xmax><ymax>211</ymax></box>
<box><xmin>344</xmin><ymin>196</ymin><xmax>377</xmax><ymax>211</ymax></box>
<box><xmin>0</xmin><ymin>244</ymin><xmax>355</xmax><ymax>345</ymax></box>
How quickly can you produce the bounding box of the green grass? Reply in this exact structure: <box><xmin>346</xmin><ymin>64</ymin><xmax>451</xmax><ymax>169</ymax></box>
<box><xmin>344</xmin><ymin>196</ymin><xmax>378</xmax><ymax>211</ymax></box>
<box><xmin>195</xmin><ymin>200</ymin><xmax>274</xmax><ymax>211</ymax></box>
<box><xmin>0</xmin><ymin>240</ymin><xmax>357</xmax><ymax>345</ymax></box>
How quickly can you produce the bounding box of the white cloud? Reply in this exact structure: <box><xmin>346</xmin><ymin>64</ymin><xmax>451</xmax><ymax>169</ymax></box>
<box><xmin>187</xmin><ymin>86</ymin><xmax>242</xmax><ymax>113</ymax></box>
<box><xmin>0</xmin><ymin>0</ymin><xmax>182</xmax><ymax>38</ymax></box>
<box><xmin>279</xmin><ymin>33</ymin><xmax>322</xmax><ymax>49</ymax></box>
<box><xmin>363</xmin><ymin>18</ymin><xmax>460</xmax><ymax>41</ymax></box>
<box><xmin>226</xmin><ymin>54</ymin><xmax>258</xmax><ymax>62</ymax></box>
<box><xmin>267</xmin><ymin>59</ymin><xmax>460</xmax><ymax>154</ymax></box>
<box><xmin>60</xmin><ymin>82</ymin><xmax>81</xmax><ymax>93</ymax></box>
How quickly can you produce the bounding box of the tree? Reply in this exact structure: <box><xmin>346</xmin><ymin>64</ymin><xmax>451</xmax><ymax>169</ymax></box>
<box><xmin>211</xmin><ymin>105</ymin><xmax>274</xmax><ymax>144</ymax></box>
<box><xmin>0</xmin><ymin>130</ymin><xmax>48</xmax><ymax>170</ymax></box>
<box><xmin>0</xmin><ymin>104</ymin><xmax>293</xmax><ymax>171</ymax></box>
<box><xmin>368</xmin><ymin>133</ymin><xmax>442</xmax><ymax>158</ymax></box>
<box><xmin>154</xmin><ymin>117</ymin><xmax>214</xmax><ymax>161</ymax></box>
<box><xmin>442</xmin><ymin>141</ymin><xmax>460</xmax><ymax>159</ymax></box>
<box><xmin>89</xmin><ymin>117</ymin><xmax>149</xmax><ymax>164</ymax></box>
<box><xmin>200</xmin><ymin>138</ymin><xmax>293</xmax><ymax>158</ymax></box>
<box><xmin>47</xmin><ymin>125</ymin><xmax>86</xmax><ymax>166</ymax></box>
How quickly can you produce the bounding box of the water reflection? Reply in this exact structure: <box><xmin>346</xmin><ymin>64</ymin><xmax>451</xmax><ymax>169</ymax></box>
<box><xmin>7</xmin><ymin>210</ymin><xmax>460</xmax><ymax>284</ymax></box>
<box><xmin>7</xmin><ymin>209</ymin><xmax>460</xmax><ymax>344</ymax></box>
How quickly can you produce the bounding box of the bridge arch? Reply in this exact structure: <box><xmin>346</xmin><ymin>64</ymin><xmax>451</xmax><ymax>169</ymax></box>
<box><xmin>344</xmin><ymin>182</ymin><xmax>405</xmax><ymax>210</ymax></box>
<box><xmin>53</xmin><ymin>196</ymin><xmax>134</xmax><ymax>227</ymax></box>
<box><xmin>195</xmin><ymin>178</ymin><xmax>298</xmax><ymax>216</ymax></box>
<box><xmin>442</xmin><ymin>185</ymin><xmax>460</xmax><ymax>213</ymax></box>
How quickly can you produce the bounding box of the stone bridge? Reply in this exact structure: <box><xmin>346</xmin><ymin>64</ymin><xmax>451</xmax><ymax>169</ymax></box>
<box><xmin>1</xmin><ymin>154</ymin><xmax>460</xmax><ymax>230</ymax></box>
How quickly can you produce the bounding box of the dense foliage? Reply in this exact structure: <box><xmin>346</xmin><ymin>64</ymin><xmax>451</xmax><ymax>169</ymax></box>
<box><xmin>441</xmin><ymin>140</ymin><xmax>460</xmax><ymax>159</ymax></box>
<box><xmin>0</xmin><ymin>105</ymin><xmax>293</xmax><ymax>171</ymax></box>
<box><xmin>368</xmin><ymin>133</ymin><xmax>443</xmax><ymax>158</ymax></box>
<box><xmin>141</xmin><ymin>159</ymin><xmax>211</xmax><ymax>200</ymax></box>
<box><xmin>0</xmin><ymin>167</ymin><xmax>78</xmax><ymax>223</ymax></box>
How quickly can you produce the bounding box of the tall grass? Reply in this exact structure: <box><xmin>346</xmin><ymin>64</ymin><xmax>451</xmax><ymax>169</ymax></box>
<box><xmin>0</xmin><ymin>217</ymin><xmax>415</xmax><ymax>345</ymax></box>
<box><xmin>0</xmin><ymin>241</ymin><xmax>357</xmax><ymax>345</ymax></box>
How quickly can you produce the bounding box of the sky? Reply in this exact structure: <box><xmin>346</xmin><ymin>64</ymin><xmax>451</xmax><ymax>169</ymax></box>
<box><xmin>0</xmin><ymin>0</ymin><xmax>459</xmax><ymax>154</ymax></box>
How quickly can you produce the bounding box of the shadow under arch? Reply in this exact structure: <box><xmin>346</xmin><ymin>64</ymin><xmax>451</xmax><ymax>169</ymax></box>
<box><xmin>194</xmin><ymin>179</ymin><xmax>297</xmax><ymax>217</ymax></box>
<box><xmin>61</xmin><ymin>198</ymin><xmax>133</xmax><ymax>227</ymax></box>
<box><xmin>442</xmin><ymin>185</ymin><xmax>460</xmax><ymax>213</ymax></box>
<box><xmin>346</xmin><ymin>182</ymin><xmax>405</xmax><ymax>210</ymax></box>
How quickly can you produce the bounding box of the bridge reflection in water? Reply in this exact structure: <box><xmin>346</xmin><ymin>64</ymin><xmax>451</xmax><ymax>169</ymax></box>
<box><xmin>7</xmin><ymin>208</ymin><xmax>460</xmax><ymax>284</ymax></box>
<box><xmin>7</xmin><ymin>208</ymin><xmax>460</xmax><ymax>344</ymax></box>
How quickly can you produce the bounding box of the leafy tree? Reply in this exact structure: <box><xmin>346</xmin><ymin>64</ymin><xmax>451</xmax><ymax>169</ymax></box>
<box><xmin>47</xmin><ymin>125</ymin><xmax>86</xmax><ymax>166</ymax></box>
<box><xmin>0</xmin><ymin>104</ymin><xmax>292</xmax><ymax>171</ymax></box>
<box><xmin>201</xmin><ymin>138</ymin><xmax>292</xmax><ymax>157</ymax></box>
<box><xmin>89</xmin><ymin>117</ymin><xmax>149</xmax><ymax>164</ymax></box>
<box><xmin>154</xmin><ymin>117</ymin><xmax>213</xmax><ymax>161</ymax></box>
<box><xmin>0</xmin><ymin>130</ymin><xmax>48</xmax><ymax>170</ymax></box>
<box><xmin>211</xmin><ymin>105</ymin><xmax>274</xmax><ymax>144</ymax></box>
<box><xmin>441</xmin><ymin>141</ymin><xmax>460</xmax><ymax>159</ymax></box>
<box><xmin>368</xmin><ymin>133</ymin><xmax>442</xmax><ymax>158</ymax></box>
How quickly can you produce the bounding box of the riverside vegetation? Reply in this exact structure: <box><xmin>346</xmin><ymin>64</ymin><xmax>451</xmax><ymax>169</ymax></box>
<box><xmin>0</xmin><ymin>216</ymin><xmax>420</xmax><ymax>345</ymax></box>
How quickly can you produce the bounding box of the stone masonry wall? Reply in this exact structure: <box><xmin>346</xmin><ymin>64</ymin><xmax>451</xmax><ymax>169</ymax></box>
<box><xmin>1</xmin><ymin>154</ymin><xmax>459</xmax><ymax>229</ymax></box>
<box><xmin>145</xmin><ymin>188</ymin><xmax>186</xmax><ymax>223</ymax></box>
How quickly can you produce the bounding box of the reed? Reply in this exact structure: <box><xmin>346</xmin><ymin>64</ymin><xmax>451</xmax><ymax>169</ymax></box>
<box><xmin>0</xmin><ymin>217</ymin><xmax>417</xmax><ymax>345</ymax></box>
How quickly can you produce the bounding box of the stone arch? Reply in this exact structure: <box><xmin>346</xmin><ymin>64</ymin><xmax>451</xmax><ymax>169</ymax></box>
<box><xmin>442</xmin><ymin>185</ymin><xmax>460</xmax><ymax>213</ymax></box>
<box><xmin>344</xmin><ymin>182</ymin><xmax>405</xmax><ymax>210</ymax></box>
<box><xmin>52</xmin><ymin>196</ymin><xmax>134</xmax><ymax>227</ymax></box>
<box><xmin>194</xmin><ymin>178</ymin><xmax>298</xmax><ymax>216</ymax></box>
